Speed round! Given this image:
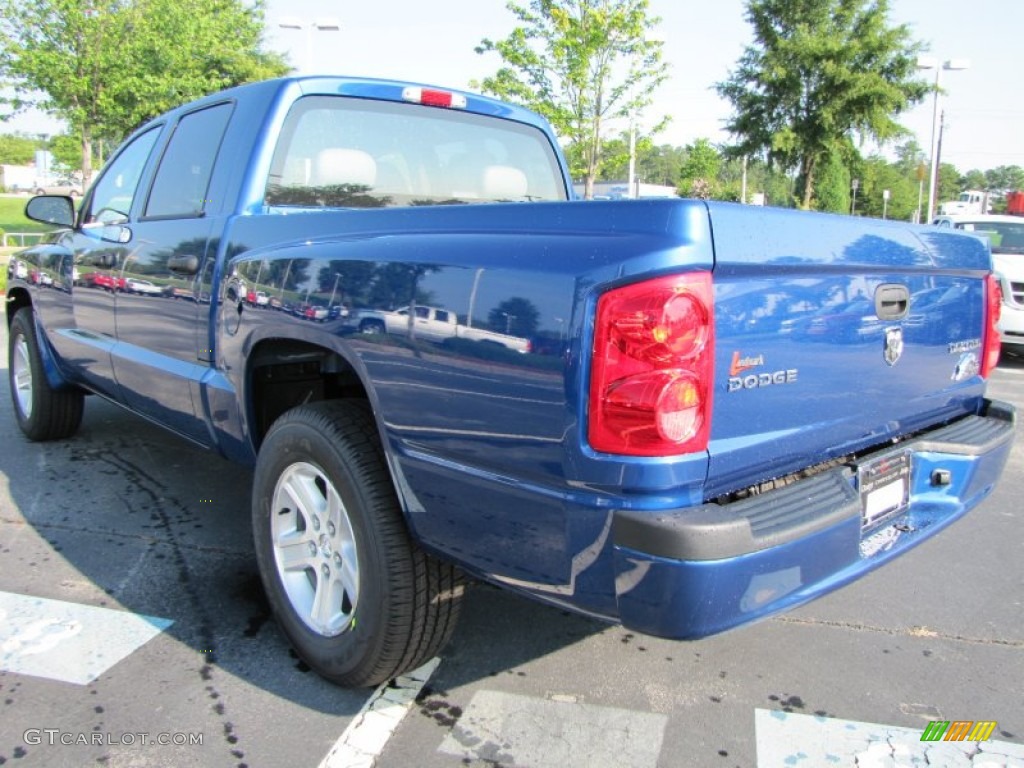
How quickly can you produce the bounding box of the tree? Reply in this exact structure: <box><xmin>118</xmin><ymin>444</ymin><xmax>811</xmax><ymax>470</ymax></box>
<box><xmin>935</xmin><ymin>162</ymin><xmax>961</xmax><ymax>207</ymax></box>
<box><xmin>813</xmin><ymin>150</ymin><xmax>851</xmax><ymax>213</ymax></box>
<box><xmin>960</xmin><ymin>169</ymin><xmax>987</xmax><ymax>191</ymax></box>
<box><xmin>985</xmin><ymin>165</ymin><xmax>1024</xmax><ymax>194</ymax></box>
<box><xmin>855</xmin><ymin>154</ymin><xmax>915</xmax><ymax>220</ymax></box>
<box><xmin>0</xmin><ymin>0</ymin><xmax>287</xmax><ymax>182</ymax></box>
<box><xmin>678</xmin><ymin>138</ymin><xmax>721</xmax><ymax>199</ymax></box>
<box><xmin>47</xmin><ymin>133</ymin><xmax>81</xmax><ymax>174</ymax></box>
<box><xmin>476</xmin><ymin>0</ymin><xmax>669</xmax><ymax>198</ymax></box>
<box><xmin>489</xmin><ymin>297</ymin><xmax>540</xmax><ymax>338</ymax></box>
<box><xmin>0</xmin><ymin>133</ymin><xmax>38</xmax><ymax>165</ymax></box>
<box><xmin>716</xmin><ymin>0</ymin><xmax>928</xmax><ymax>209</ymax></box>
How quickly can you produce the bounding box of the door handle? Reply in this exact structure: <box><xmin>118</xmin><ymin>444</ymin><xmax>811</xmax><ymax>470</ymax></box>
<box><xmin>875</xmin><ymin>284</ymin><xmax>909</xmax><ymax>320</ymax></box>
<box><xmin>168</xmin><ymin>254</ymin><xmax>200</xmax><ymax>275</ymax></box>
<box><xmin>85</xmin><ymin>252</ymin><xmax>118</xmax><ymax>268</ymax></box>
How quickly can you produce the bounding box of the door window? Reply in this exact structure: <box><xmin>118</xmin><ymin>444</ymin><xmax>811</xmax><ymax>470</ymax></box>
<box><xmin>84</xmin><ymin>128</ymin><xmax>160</xmax><ymax>225</ymax></box>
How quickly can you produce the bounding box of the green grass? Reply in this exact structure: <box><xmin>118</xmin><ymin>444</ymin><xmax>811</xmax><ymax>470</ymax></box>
<box><xmin>0</xmin><ymin>195</ymin><xmax>57</xmax><ymax>241</ymax></box>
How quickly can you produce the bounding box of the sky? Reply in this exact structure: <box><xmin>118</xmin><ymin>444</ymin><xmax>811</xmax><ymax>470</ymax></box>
<box><xmin>6</xmin><ymin>0</ymin><xmax>1023</xmax><ymax>173</ymax></box>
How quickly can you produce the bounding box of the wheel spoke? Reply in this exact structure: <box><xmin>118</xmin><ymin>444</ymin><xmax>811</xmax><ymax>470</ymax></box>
<box><xmin>276</xmin><ymin>531</ymin><xmax>316</xmax><ymax>572</ymax></box>
<box><xmin>280</xmin><ymin>470</ymin><xmax>325</xmax><ymax>522</ymax></box>
<box><xmin>12</xmin><ymin>337</ymin><xmax>33</xmax><ymax>418</ymax></box>
<box><xmin>311</xmin><ymin>571</ymin><xmax>343</xmax><ymax>630</ymax></box>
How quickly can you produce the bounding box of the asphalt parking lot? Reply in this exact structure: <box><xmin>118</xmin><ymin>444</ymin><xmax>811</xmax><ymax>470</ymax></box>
<box><xmin>0</xmin><ymin>318</ymin><xmax>1021</xmax><ymax>767</ymax></box>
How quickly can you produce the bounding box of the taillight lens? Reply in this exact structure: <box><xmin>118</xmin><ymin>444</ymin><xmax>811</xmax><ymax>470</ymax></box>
<box><xmin>589</xmin><ymin>272</ymin><xmax>714</xmax><ymax>456</ymax></box>
<box><xmin>981</xmin><ymin>273</ymin><xmax>1002</xmax><ymax>378</ymax></box>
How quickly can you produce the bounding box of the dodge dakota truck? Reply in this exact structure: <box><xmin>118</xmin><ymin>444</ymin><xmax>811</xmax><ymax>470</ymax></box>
<box><xmin>6</xmin><ymin>76</ymin><xmax>1015</xmax><ymax>688</ymax></box>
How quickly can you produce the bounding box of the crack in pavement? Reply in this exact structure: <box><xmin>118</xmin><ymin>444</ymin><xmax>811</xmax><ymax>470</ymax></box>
<box><xmin>773</xmin><ymin>616</ymin><xmax>1023</xmax><ymax>648</ymax></box>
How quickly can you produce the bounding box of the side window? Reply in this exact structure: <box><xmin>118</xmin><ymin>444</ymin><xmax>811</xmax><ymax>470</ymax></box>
<box><xmin>145</xmin><ymin>103</ymin><xmax>233</xmax><ymax>218</ymax></box>
<box><xmin>84</xmin><ymin>128</ymin><xmax>160</xmax><ymax>225</ymax></box>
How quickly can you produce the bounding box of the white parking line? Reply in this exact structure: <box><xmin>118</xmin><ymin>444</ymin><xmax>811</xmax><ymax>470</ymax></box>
<box><xmin>319</xmin><ymin>657</ymin><xmax>440</xmax><ymax>768</ymax></box>
<box><xmin>0</xmin><ymin>590</ymin><xmax>172</xmax><ymax>685</ymax></box>
<box><xmin>755</xmin><ymin>709</ymin><xmax>1024</xmax><ymax>767</ymax></box>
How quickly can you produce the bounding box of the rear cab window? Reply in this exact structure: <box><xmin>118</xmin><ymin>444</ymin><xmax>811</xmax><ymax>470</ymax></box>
<box><xmin>145</xmin><ymin>102</ymin><xmax>234</xmax><ymax>219</ymax></box>
<box><xmin>264</xmin><ymin>95</ymin><xmax>567</xmax><ymax>210</ymax></box>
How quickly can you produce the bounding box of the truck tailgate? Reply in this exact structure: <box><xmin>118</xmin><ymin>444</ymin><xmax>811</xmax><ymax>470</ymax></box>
<box><xmin>704</xmin><ymin>203</ymin><xmax>993</xmax><ymax>499</ymax></box>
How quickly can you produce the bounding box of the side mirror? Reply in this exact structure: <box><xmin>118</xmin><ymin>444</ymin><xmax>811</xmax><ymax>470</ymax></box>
<box><xmin>25</xmin><ymin>195</ymin><xmax>75</xmax><ymax>228</ymax></box>
<box><xmin>100</xmin><ymin>225</ymin><xmax>133</xmax><ymax>244</ymax></box>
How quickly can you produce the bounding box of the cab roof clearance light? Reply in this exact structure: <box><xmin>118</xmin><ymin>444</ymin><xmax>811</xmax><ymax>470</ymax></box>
<box><xmin>401</xmin><ymin>87</ymin><xmax>467</xmax><ymax>109</ymax></box>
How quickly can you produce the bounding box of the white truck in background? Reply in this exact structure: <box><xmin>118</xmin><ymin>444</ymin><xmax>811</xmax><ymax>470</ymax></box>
<box><xmin>356</xmin><ymin>305</ymin><xmax>531</xmax><ymax>353</ymax></box>
<box><xmin>937</xmin><ymin>189</ymin><xmax>992</xmax><ymax>217</ymax></box>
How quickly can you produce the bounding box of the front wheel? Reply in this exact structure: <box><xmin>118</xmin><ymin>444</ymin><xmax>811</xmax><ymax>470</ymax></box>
<box><xmin>252</xmin><ymin>401</ymin><xmax>464</xmax><ymax>687</ymax></box>
<box><xmin>8</xmin><ymin>308</ymin><xmax>84</xmax><ymax>441</ymax></box>
<box><xmin>359</xmin><ymin>320</ymin><xmax>385</xmax><ymax>335</ymax></box>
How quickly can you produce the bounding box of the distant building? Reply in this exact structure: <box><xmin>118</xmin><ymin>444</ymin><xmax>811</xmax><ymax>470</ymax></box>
<box><xmin>574</xmin><ymin>180</ymin><xmax>679</xmax><ymax>200</ymax></box>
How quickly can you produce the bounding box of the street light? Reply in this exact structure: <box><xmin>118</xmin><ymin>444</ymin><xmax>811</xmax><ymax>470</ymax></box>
<box><xmin>278</xmin><ymin>17</ymin><xmax>341</xmax><ymax>73</ymax></box>
<box><xmin>917</xmin><ymin>56</ymin><xmax>970</xmax><ymax>223</ymax></box>
<box><xmin>851</xmin><ymin>178</ymin><xmax>859</xmax><ymax>215</ymax></box>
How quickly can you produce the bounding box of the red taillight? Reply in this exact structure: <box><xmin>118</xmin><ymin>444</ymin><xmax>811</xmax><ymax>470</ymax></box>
<box><xmin>981</xmin><ymin>273</ymin><xmax>1002</xmax><ymax>378</ymax></box>
<box><xmin>589</xmin><ymin>272</ymin><xmax>714</xmax><ymax>456</ymax></box>
<box><xmin>401</xmin><ymin>86</ymin><xmax>467</xmax><ymax>109</ymax></box>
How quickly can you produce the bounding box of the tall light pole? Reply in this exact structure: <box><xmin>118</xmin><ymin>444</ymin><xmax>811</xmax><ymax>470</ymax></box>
<box><xmin>278</xmin><ymin>17</ymin><xmax>341</xmax><ymax>73</ymax></box>
<box><xmin>917</xmin><ymin>56</ymin><xmax>970</xmax><ymax>223</ymax></box>
<box><xmin>851</xmin><ymin>178</ymin><xmax>859</xmax><ymax>215</ymax></box>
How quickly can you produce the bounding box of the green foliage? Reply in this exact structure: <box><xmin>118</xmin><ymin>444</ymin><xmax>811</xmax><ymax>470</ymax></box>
<box><xmin>717</xmin><ymin>0</ymin><xmax>928</xmax><ymax>209</ymax></box>
<box><xmin>0</xmin><ymin>0</ymin><xmax>288</xmax><ymax>179</ymax></box>
<box><xmin>489</xmin><ymin>297</ymin><xmax>540</xmax><ymax>337</ymax></box>
<box><xmin>935</xmin><ymin>162</ymin><xmax>961</xmax><ymax>206</ymax></box>
<box><xmin>960</xmin><ymin>169</ymin><xmax>987</xmax><ymax>191</ymax></box>
<box><xmin>476</xmin><ymin>0</ymin><xmax>669</xmax><ymax>197</ymax></box>
<box><xmin>853</xmin><ymin>154</ymin><xmax>916</xmax><ymax>220</ymax></box>
<box><xmin>678</xmin><ymin>138</ymin><xmax>721</xmax><ymax>198</ymax></box>
<box><xmin>47</xmin><ymin>133</ymin><xmax>81</xmax><ymax>174</ymax></box>
<box><xmin>813</xmin><ymin>151</ymin><xmax>850</xmax><ymax>213</ymax></box>
<box><xmin>0</xmin><ymin>133</ymin><xmax>39</xmax><ymax>165</ymax></box>
<box><xmin>595</xmin><ymin>134</ymin><xmax>681</xmax><ymax>189</ymax></box>
<box><xmin>985</xmin><ymin>165</ymin><xmax>1024</xmax><ymax>193</ymax></box>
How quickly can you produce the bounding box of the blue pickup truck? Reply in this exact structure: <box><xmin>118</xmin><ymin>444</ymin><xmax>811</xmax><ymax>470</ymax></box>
<box><xmin>7</xmin><ymin>76</ymin><xmax>1015</xmax><ymax>687</ymax></box>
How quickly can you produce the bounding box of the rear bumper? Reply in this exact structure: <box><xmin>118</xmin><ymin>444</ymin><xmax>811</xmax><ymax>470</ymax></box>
<box><xmin>611</xmin><ymin>400</ymin><xmax>1016</xmax><ymax>638</ymax></box>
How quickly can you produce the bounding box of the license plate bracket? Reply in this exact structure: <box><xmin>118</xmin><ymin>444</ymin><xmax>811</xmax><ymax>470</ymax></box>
<box><xmin>857</xmin><ymin>452</ymin><xmax>910</xmax><ymax>530</ymax></box>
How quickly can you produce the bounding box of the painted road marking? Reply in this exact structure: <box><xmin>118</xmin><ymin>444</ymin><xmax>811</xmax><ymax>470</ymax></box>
<box><xmin>756</xmin><ymin>709</ymin><xmax>1024</xmax><ymax>767</ymax></box>
<box><xmin>0</xmin><ymin>591</ymin><xmax>172</xmax><ymax>685</ymax></box>
<box><xmin>438</xmin><ymin>689</ymin><xmax>668</xmax><ymax>768</ymax></box>
<box><xmin>319</xmin><ymin>657</ymin><xmax>440</xmax><ymax>768</ymax></box>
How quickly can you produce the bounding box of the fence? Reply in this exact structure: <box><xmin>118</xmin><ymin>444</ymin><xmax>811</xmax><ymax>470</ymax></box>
<box><xmin>2</xmin><ymin>232</ymin><xmax>47</xmax><ymax>248</ymax></box>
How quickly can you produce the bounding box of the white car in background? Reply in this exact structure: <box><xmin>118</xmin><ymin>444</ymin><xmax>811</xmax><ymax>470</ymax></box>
<box><xmin>934</xmin><ymin>214</ymin><xmax>1024</xmax><ymax>355</ymax></box>
<box><xmin>125</xmin><ymin>278</ymin><xmax>165</xmax><ymax>296</ymax></box>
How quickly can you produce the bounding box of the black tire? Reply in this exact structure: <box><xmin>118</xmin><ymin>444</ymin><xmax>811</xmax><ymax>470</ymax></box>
<box><xmin>359</xmin><ymin>320</ymin><xmax>385</xmax><ymax>335</ymax></box>
<box><xmin>252</xmin><ymin>401</ymin><xmax>464</xmax><ymax>687</ymax></box>
<box><xmin>8</xmin><ymin>308</ymin><xmax>84</xmax><ymax>441</ymax></box>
